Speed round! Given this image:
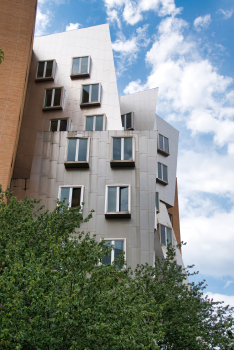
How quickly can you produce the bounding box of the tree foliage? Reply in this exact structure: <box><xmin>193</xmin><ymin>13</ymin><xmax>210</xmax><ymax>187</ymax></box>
<box><xmin>0</xmin><ymin>188</ymin><xmax>233</xmax><ymax>349</ymax></box>
<box><xmin>0</xmin><ymin>49</ymin><xmax>4</xmax><ymax>64</ymax></box>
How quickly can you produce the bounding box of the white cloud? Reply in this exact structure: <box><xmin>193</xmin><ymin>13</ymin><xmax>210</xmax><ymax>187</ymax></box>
<box><xmin>217</xmin><ymin>8</ymin><xmax>234</xmax><ymax>20</ymax></box>
<box><xmin>224</xmin><ymin>281</ymin><xmax>233</xmax><ymax>289</ymax></box>
<box><xmin>205</xmin><ymin>292</ymin><xmax>234</xmax><ymax>308</ymax></box>
<box><xmin>194</xmin><ymin>14</ymin><xmax>212</xmax><ymax>32</ymax></box>
<box><xmin>35</xmin><ymin>8</ymin><xmax>51</xmax><ymax>36</ymax></box>
<box><xmin>65</xmin><ymin>23</ymin><xmax>82</xmax><ymax>31</ymax></box>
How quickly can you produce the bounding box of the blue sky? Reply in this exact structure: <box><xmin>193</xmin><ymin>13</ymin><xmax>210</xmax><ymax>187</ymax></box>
<box><xmin>36</xmin><ymin>0</ymin><xmax>234</xmax><ymax>305</ymax></box>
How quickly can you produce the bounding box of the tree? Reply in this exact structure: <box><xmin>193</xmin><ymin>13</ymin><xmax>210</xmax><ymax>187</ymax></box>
<box><xmin>0</xmin><ymin>188</ymin><xmax>233</xmax><ymax>349</ymax></box>
<box><xmin>0</xmin><ymin>49</ymin><xmax>4</xmax><ymax>64</ymax></box>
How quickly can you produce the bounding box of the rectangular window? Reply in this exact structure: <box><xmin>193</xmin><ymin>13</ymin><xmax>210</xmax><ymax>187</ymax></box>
<box><xmin>80</xmin><ymin>83</ymin><xmax>101</xmax><ymax>107</ymax></box>
<box><xmin>102</xmin><ymin>240</ymin><xmax>125</xmax><ymax>269</ymax></box>
<box><xmin>168</xmin><ymin>213</ymin><xmax>173</xmax><ymax>224</ymax></box>
<box><xmin>111</xmin><ymin>137</ymin><xmax>135</xmax><ymax>167</ymax></box>
<box><xmin>158</xmin><ymin>134</ymin><xmax>169</xmax><ymax>155</ymax></box>
<box><xmin>59</xmin><ymin>186</ymin><xmax>84</xmax><ymax>209</ymax></box>
<box><xmin>85</xmin><ymin>115</ymin><xmax>105</xmax><ymax>131</ymax></box>
<box><xmin>65</xmin><ymin>138</ymin><xmax>89</xmax><ymax>168</ymax></box>
<box><xmin>156</xmin><ymin>192</ymin><xmax>159</xmax><ymax>212</ymax></box>
<box><xmin>50</xmin><ymin>119</ymin><xmax>67</xmax><ymax>132</ymax></box>
<box><xmin>105</xmin><ymin>185</ymin><xmax>131</xmax><ymax>218</ymax></box>
<box><xmin>36</xmin><ymin>60</ymin><xmax>56</xmax><ymax>81</ymax></box>
<box><xmin>71</xmin><ymin>56</ymin><xmax>90</xmax><ymax>78</ymax></box>
<box><xmin>160</xmin><ymin>225</ymin><xmax>172</xmax><ymax>246</ymax></box>
<box><xmin>157</xmin><ymin>162</ymin><xmax>168</xmax><ymax>184</ymax></box>
<box><xmin>121</xmin><ymin>112</ymin><xmax>134</xmax><ymax>130</ymax></box>
<box><xmin>43</xmin><ymin>87</ymin><xmax>64</xmax><ymax>110</ymax></box>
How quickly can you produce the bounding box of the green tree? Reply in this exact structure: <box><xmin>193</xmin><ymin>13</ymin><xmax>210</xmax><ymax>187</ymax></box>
<box><xmin>0</xmin><ymin>188</ymin><xmax>233</xmax><ymax>349</ymax></box>
<box><xmin>0</xmin><ymin>49</ymin><xmax>4</xmax><ymax>64</ymax></box>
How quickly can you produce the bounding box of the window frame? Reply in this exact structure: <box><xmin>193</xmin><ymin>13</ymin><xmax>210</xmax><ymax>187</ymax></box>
<box><xmin>50</xmin><ymin>119</ymin><xmax>68</xmax><ymax>132</ymax></box>
<box><xmin>157</xmin><ymin>162</ymin><xmax>168</xmax><ymax>185</ymax></box>
<box><xmin>110</xmin><ymin>136</ymin><xmax>135</xmax><ymax>167</ymax></box>
<box><xmin>43</xmin><ymin>87</ymin><xmax>65</xmax><ymax>111</ymax></box>
<box><xmin>159</xmin><ymin>224</ymin><xmax>172</xmax><ymax>247</ymax></box>
<box><xmin>80</xmin><ymin>83</ymin><xmax>101</xmax><ymax>107</ymax></box>
<box><xmin>35</xmin><ymin>60</ymin><xmax>56</xmax><ymax>82</ymax></box>
<box><xmin>85</xmin><ymin>114</ymin><xmax>106</xmax><ymax>131</ymax></box>
<box><xmin>121</xmin><ymin>112</ymin><xmax>134</xmax><ymax>130</ymax></box>
<box><xmin>158</xmin><ymin>134</ymin><xmax>170</xmax><ymax>156</ymax></box>
<box><xmin>101</xmin><ymin>238</ymin><xmax>127</xmax><ymax>269</ymax></box>
<box><xmin>64</xmin><ymin>137</ymin><xmax>90</xmax><ymax>168</ymax></box>
<box><xmin>105</xmin><ymin>185</ymin><xmax>131</xmax><ymax>218</ymax></box>
<box><xmin>70</xmin><ymin>56</ymin><xmax>91</xmax><ymax>79</ymax></box>
<box><xmin>58</xmin><ymin>185</ymin><xmax>84</xmax><ymax>210</ymax></box>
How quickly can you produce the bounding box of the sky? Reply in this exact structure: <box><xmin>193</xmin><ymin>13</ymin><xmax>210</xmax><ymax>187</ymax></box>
<box><xmin>35</xmin><ymin>0</ymin><xmax>234</xmax><ymax>306</ymax></box>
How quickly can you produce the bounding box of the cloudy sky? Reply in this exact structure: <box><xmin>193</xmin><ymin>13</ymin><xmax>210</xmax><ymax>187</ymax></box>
<box><xmin>35</xmin><ymin>0</ymin><xmax>234</xmax><ymax>305</ymax></box>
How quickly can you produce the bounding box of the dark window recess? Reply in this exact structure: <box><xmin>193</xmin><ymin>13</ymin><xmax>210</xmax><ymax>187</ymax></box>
<box><xmin>53</xmin><ymin>89</ymin><xmax>61</xmax><ymax>106</ymax></box>
<box><xmin>121</xmin><ymin>112</ymin><xmax>133</xmax><ymax>130</ymax></box>
<box><xmin>45</xmin><ymin>89</ymin><xmax>53</xmax><ymax>107</ymax></box>
<box><xmin>60</xmin><ymin>119</ymin><xmax>67</xmax><ymax>131</ymax></box>
<box><xmin>37</xmin><ymin>62</ymin><xmax>44</xmax><ymax>78</ymax></box>
<box><xmin>169</xmin><ymin>213</ymin><xmax>173</xmax><ymax>224</ymax></box>
<box><xmin>50</xmin><ymin>120</ymin><xmax>58</xmax><ymax>132</ymax></box>
<box><xmin>156</xmin><ymin>192</ymin><xmax>159</xmax><ymax>211</ymax></box>
<box><xmin>82</xmin><ymin>86</ymin><xmax>90</xmax><ymax>103</ymax></box>
<box><xmin>71</xmin><ymin>188</ymin><xmax>81</xmax><ymax>207</ymax></box>
<box><xmin>45</xmin><ymin>61</ymin><xmax>53</xmax><ymax>77</ymax></box>
<box><xmin>50</xmin><ymin>119</ymin><xmax>67</xmax><ymax>132</ymax></box>
<box><xmin>36</xmin><ymin>60</ymin><xmax>55</xmax><ymax>80</ymax></box>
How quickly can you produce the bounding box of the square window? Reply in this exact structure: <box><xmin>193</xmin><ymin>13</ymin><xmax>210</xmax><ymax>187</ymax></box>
<box><xmin>65</xmin><ymin>138</ymin><xmax>90</xmax><ymax>168</ymax></box>
<box><xmin>50</xmin><ymin>119</ymin><xmax>68</xmax><ymax>132</ymax></box>
<box><xmin>105</xmin><ymin>185</ymin><xmax>131</xmax><ymax>218</ymax></box>
<box><xmin>85</xmin><ymin>115</ymin><xmax>105</xmax><ymax>131</ymax></box>
<box><xmin>160</xmin><ymin>225</ymin><xmax>172</xmax><ymax>246</ymax></box>
<box><xmin>43</xmin><ymin>87</ymin><xmax>64</xmax><ymax>110</ymax></box>
<box><xmin>35</xmin><ymin>60</ymin><xmax>56</xmax><ymax>81</ymax></box>
<box><xmin>111</xmin><ymin>137</ymin><xmax>135</xmax><ymax>167</ymax></box>
<box><xmin>121</xmin><ymin>112</ymin><xmax>134</xmax><ymax>130</ymax></box>
<box><xmin>102</xmin><ymin>239</ymin><xmax>125</xmax><ymax>269</ymax></box>
<box><xmin>158</xmin><ymin>134</ymin><xmax>169</xmax><ymax>156</ymax></box>
<box><xmin>157</xmin><ymin>162</ymin><xmax>168</xmax><ymax>185</ymax></box>
<box><xmin>71</xmin><ymin>56</ymin><xmax>90</xmax><ymax>78</ymax></box>
<box><xmin>59</xmin><ymin>186</ymin><xmax>84</xmax><ymax>209</ymax></box>
<box><xmin>80</xmin><ymin>84</ymin><xmax>101</xmax><ymax>107</ymax></box>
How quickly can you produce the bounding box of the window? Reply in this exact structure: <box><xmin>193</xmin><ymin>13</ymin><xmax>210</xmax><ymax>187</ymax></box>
<box><xmin>71</xmin><ymin>56</ymin><xmax>91</xmax><ymax>78</ymax></box>
<box><xmin>105</xmin><ymin>185</ymin><xmax>131</xmax><ymax>218</ymax></box>
<box><xmin>111</xmin><ymin>137</ymin><xmax>135</xmax><ymax>167</ymax></box>
<box><xmin>43</xmin><ymin>87</ymin><xmax>64</xmax><ymax>110</ymax></box>
<box><xmin>36</xmin><ymin>60</ymin><xmax>56</xmax><ymax>81</ymax></box>
<box><xmin>85</xmin><ymin>115</ymin><xmax>105</xmax><ymax>131</ymax></box>
<box><xmin>158</xmin><ymin>134</ymin><xmax>169</xmax><ymax>155</ymax></box>
<box><xmin>59</xmin><ymin>186</ymin><xmax>84</xmax><ymax>208</ymax></box>
<box><xmin>160</xmin><ymin>225</ymin><xmax>172</xmax><ymax>246</ymax></box>
<box><xmin>156</xmin><ymin>192</ymin><xmax>159</xmax><ymax>212</ymax></box>
<box><xmin>102</xmin><ymin>239</ymin><xmax>125</xmax><ymax>269</ymax></box>
<box><xmin>65</xmin><ymin>138</ymin><xmax>90</xmax><ymax>168</ymax></box>
<box><xmin>168</xmin><ymin>213</ymin><xmax>173</xmax><ymax>224</ymax></box>
<box><xmin>157</xmin><ymin>162</ymin><xmax>168</xmax><ymax>185</ymax></box>
<box><xmin>121</xmin><ymin>112</ymin><xmax>134</xmax><ymax>130</ymax></box>
<box><xmin>80</xmin><ymin>83</ymin><xmax>101</xmax><ymax>107</ymax></box>
<box><xmin>50</xmin><ymin>119</ymin><xmax>67</xmax><ymax>132</ymax></box>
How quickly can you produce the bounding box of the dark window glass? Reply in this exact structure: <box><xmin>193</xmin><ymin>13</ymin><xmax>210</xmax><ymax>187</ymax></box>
<box><xmin>108</xmin><ymin>187</ymin><xmax>117</xmax><ymax>212</ymax></box>
<box><xmin>44</xmin><ymin>89</ymin><xmax>53</xmax><ymax>107</ymax></box>
<box><xmin>113</xmin><ymin>138</ymin><xmax>121</xmax><ymax>160</ymax></box>
<box><xmin>60</xmin><ymin>187</ymin><xmax>70</xmax><ymax>207</ymax></box>
<box><xmin>59</xmin><ymin>119</ymin><xmax>67</xmax><ymax>131</ymax></box>
<box><xmin>67</xmin><ymin>139</ymin><xmax>76</xmax><ymax>161</ymax></box>
<box><xmin>163</xmin><ymin>164</ymin><xmax>168</xmax><ymax>182</ymax></box>
<box><xmin>159</xmin><ymin>134</ymin><xmax>164</xmax><ymax>150</ymax></box>
<box><xmin>126</xmin><ymin>113</ymin><xmax>132</xmax><ymax>129</ymax></box>
<box><xmin>161</xmin><ymin>225</ymin><xmax>166</xmax><ymax>245</ymax></box>
<box><xmin>95</xmin><ymin>116</ymin><xmax>103</xmax><ymax>131</ymax></box>
<box><xmin>169</xmin><ymin>213</ymin><xmax>172</xmax><ymax>223</ymax></box>
<box><xmin>119</xmin><ymin>187</ymin><xmax>128</xmax><ymax>212</ymax></box>
<box><xmin>91</xmin><ymin>84</ymin><xmax>99</xmax><ymax>102</ymax></box>
<box><xmin>167</xmin><ymin>228</ymin><xmax>172</xmax><ymax>245</ymax></box>
<box><xmin>78</xmin><ymin>139</ymin><xmax>87</xmax><ymax>161</ymax></box>
<box><xmin>86</xmin><ymin>117</ymin><xmax>93</xmax><ymax>131</ymax></box>
<box><xmin>50</xmin><ymin>120</ymin><xmax>58</xmax><ymax>132</ymax></box>
<box><xmin>121</xmin><ymin>115</ymin><xmax>124</xmax><ymax>127</ymax></box>
<box><xmin>164</xmin><ymin>137</ymin><xmax>169</xmax><ymax>153</ymax></box>
<box><xmin>80</xmin><ymin>56</ymin><xmax>88</xmax><ymax>73</ymax></box>
<box><xmin>53</xmin><ymin>89</ymin><xmax>61</xmax><ymax>106</ymax></box>
<box><xmin>71</xmin><ymin>188</ymin><xmax>81</xmax><ymax>208</ymax></box>
<box><xmin>72</xmin><ymin>58</ymin><xmax>80</xmax><ymax>75</ymax></box>
<box><xmin>45</xmin><ymin>61</ymin><xmax>53</xmax><ymax>77</ymax></box>
<box><xmin>114</xmin><ymin>240</ymin><xmax>124</xmax><ymax>269</ymax></box>
<box><xmin>124</xmin><ymin>138</ymin><xmax>132</xmax><ymax>160</ymax></box>
<box><xmin>158</xmin><ymin>162</ymin><xmax>162</xmax><ymax>180</ymax></box>
<box><xmin>156</xmin><ymin>192</ymin><xmax>159</xmax><ymax>211</ymax></box>
<box><xmin>82</xmin><ymin>86</ymin><xmax>90</xmax><ymax>103</ymax></box>
<box><xmin>37</xmin><ymin>62</ymin><xmax>45</xmax><ymax>78</ymax></box>
<box><xmin>102</xmin><ymin>241</ymin><xmax>112</xmax><ymax>265</ymax></box>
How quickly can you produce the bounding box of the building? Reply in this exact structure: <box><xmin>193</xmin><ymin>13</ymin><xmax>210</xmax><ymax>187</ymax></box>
<box><xmin>11</xmin><ymin>24</ymin><xmax>183</xmax><ymax>269</ymax></box>
<box><xmin>0</xmin><ymin>0</ymin><xmax>37</xmax><ymax>192</ymax></box>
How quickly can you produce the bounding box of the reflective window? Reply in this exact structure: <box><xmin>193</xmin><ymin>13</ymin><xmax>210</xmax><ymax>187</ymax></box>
<box><xmin>121</xmin><ymin>112</ymin><xmax>133</xmax><ymax>130</ymax></box>
<box><xmin>160</xmin><ymin>225</ymin><xmax>172</xmax><ymax>246</ymax></box>
<box><xmin>102</xmin><ymin>240</ymin><xmax>124</xmax><ymax>269</ymax></box>
<box><xmin>36</xmin><ymin>60</ymin><xmax>55</xmax><ymax>79</ymax></box>
<box><xmin>107</xmin><ymin>186</ymin><xmax>129</xmax><ymax>213</ymax></box>
<box><xmin>113</xmin><ymin>137</ymin><xmax>133</xmax><ymax>161</ymax></box>
<box><xmin>81</xmin><ymin>84</ymin><xmax>100</xmax><ymax>104</ymax></box>
<box><xmin>107</xmin><ymin>187</ymin><xmax>117</xmax><ymax>212</ymax></box>
<box><xmin>85</xmin><ymin>115</ymin><xmax>104</xmax><ymax>131</ymax></box>
<box><xmin>158</xmin><ymin>134</ymin><xmax>169</xmax><ymax>154</ymax></box>
<box><xmin>67</xmin><ymin>138</ymin><xmax>88</xmax><ymax>162</ymax></box>
<box><xmin>44</xmin><ymin>88</ymin><xmax>63</xmax><ymax>108</ymax></box>
<box><xmin>158</xmin><ymin>162</ymin><xmax>168</xmax><ymax>183</ymax></box>
<box><xmin>60</xmin><ymin>187</ymin><xmax>82</xmax><ymax>208</ymax></box>
<box><xmin>71</xmin><ymin>56</ymin><xmax>89</xmax><ymax>75</ymax></box>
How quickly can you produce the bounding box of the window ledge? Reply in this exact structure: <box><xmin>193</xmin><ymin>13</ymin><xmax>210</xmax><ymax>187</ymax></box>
<box><xmin>43</xmin><ymin>106</ymin><xmax>63</xmax><ymax>111</ymax></box>
<box><xmin>70</xmin><ymin>73</ymin><xmax>90</xmax><ymax>79</ymax></box>
<box><xmin>80</xmin><ymin>101</ymin><xmax>101</xmax><ymax>108</ymax></box>
<box><xmin>156</xmin><ymin>178</ymin><xmax>168</xmax><ymax>186</ymax></box>
<box><xmin>105</xmin><ymin>212</ymin><xmax>131</xmax><ymax>218</ymax></box>
<box><xmin>35</xmin><ymin>77</ymin><xmax>54</xmax><ymax>82</ymax></box>
<box><xmin>110</xmin><ymin>160</ymin><xmax>135</xmax><ymax>167</ymax></box>
<box><xmin>157</xmin><ymin>149</ymin><xmax>170</xmax><ymax>157</ymax></box>
<box><xmin>64</xmin><ymin>161</ymin><xmax>89</xmax><ymax>168</ymax></box>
